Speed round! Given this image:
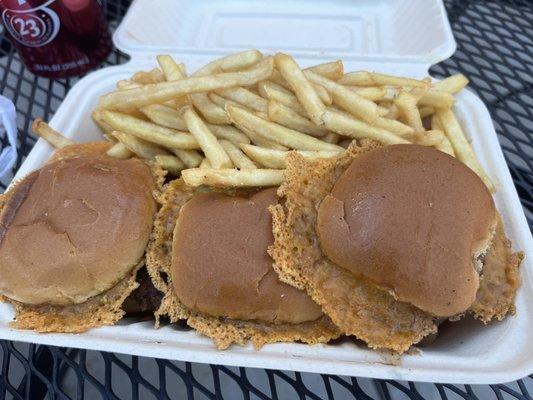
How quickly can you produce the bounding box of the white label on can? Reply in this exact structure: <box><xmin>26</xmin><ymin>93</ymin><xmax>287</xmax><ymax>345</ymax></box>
<box><xmin>2</xmin><ymin>0</ymin><xmax>60</xmax><ymax>48</ymax></box>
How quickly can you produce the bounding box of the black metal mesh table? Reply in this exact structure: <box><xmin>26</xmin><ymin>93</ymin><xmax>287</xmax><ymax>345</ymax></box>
<box><xmin>0</xmin><ymin>0</ymin><xmax>532</xmax><ymax>399</ymax></box>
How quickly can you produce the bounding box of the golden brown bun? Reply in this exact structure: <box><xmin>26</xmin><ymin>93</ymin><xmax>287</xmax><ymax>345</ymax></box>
<box><xmin>0</xmin><ymin>155</ymin><xmax>156</xmax><ymax>306</ymax></box>
<box><xmin>316</xmin><ymin>144</ymin><xmax>496</xmax><ymax>317</ymax></box>
<box><xmin>171</xmin><ymin>188</ymin><xmax>323</xmax><ymax>324</ymax></box>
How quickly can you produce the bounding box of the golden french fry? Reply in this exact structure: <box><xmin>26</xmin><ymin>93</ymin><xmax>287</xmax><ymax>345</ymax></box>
<box><xmin>238</xmin><ymin>124</ymin><xmax>288</xmax><ymax>150</ymax></box>
<box><xmin>419</xmin><ymin>106</ymin><xmax>435</xmax><ymax>118</ymax></box>
<box><xmin>436</xmin><ymin>108</ymin><xmax>493</xmax><ymax>191</ymax></box>
<box><xmin>205</xmin><ymin>123</ymin><xmax>251</xmax><ymax>145</ymax></box>
<box><xmin>99</xmin><ymin>58</ymin><xmax>274</xmax><ymax>111</ymax></box>
<box><xmin>140</xmin><ymin>104</ymin><xmax>188</xmax><ymax>131</ymax></box>
<box><xmin>414</xmin><ymin>130</ymin><xmax>444</xmax><ymax>147</ymax></box>
<box><xmin>92</xmin><ymin>109</ymin><xmax>115</xmax><ymax>137</ymax></box>
<box><xmin>116</xmin><ymin>80</ymin><xmax>142</xmax><ymax>90</ymax></box>
<box><xmin>209</xmin><ymin>92</ymin><xmax>250</xmax><ymax>113</ymax></box>
<box><xmin>172</xmin><ymin>149</ymin><xmax>203</xmax><ymax>168</ymax></box>
<box><xmin>258</xmin><ymin>80</ymin><xmax>307</xmax><ymax>115</ymax></box>
<box><xmin>101</xmin><ymin>110</ymin><xmax>199</xmax><ymax>149</ymax></box>
<box><xmin>305</xmin><ymin>70</ymin><xmax>378</xmax><ymax>123</ymax></box>
<box><xmin>157</xmin><ymin>54</ymin><xmax>187</xmax><ymax>81</ymax></box>
<box><xmin>431</xmin><ymin>114</ymin><xmax>443</xmax><ymax>131</ymax></box>
<box><xmin>377</xmin><ymin>105</ymin><xmax>389</xmax><ymax>116</ymax></box>
<box><xmin>267</xmin><ymin>101</ymin><xmax>328</xmax><ymax>137</ymax></box>
<box><xmin>182</xmin><ymin>168</ymin><xmax>284</xmax><ymax>187</ymax></box>
<box><xmin>227</xmin><ymin>104</ymin><xmax>342</xmax><ymax>151</ymax></box>
<box><xmin>433</xmin><ymin>74</ymin><xmax>469</xmax><ymax>93</ymax></box>
<box><xmin>322</xmin><ymin>110</ymin><xmax>410</xmax><ymax>145</ymax></box>
<box><xmin>106</xmin><ymin>142</ymin><xmax>133</xmax><ymax>159</ymax></box>
<box><xmin>190</xmin><ymin>93</ymin><xmax>231</xmax><ymax>124</ymax></box>
<box><xmin>385</xmin><ymin>103</ymin><xmax>400</xmax><ymax>119</ymax></box>
<box><xmin>32</xmin><ymin>119</ymin><xmax>74</xmax><ymax>148</ymax></box>
<box><xmin>112</xmin><ymin>130</ymin><xmax>170</xmax><ymax>160</ymax></box>
<box><xmin>345</xmin><ymin>86</ymin><xmax>387</xmax><ymax>101</ymax></box>
<box><xmin>436</xmin><ymin>134</ymin><xmax>455</xmax><ymax>157</ymax></box>
<box><xmin>240</xmin><ymin>144</ymin><xmax>341</xmax><ymax>169</ymax></box>
<box><xmin>215</xmin><ymin>87</ymin><xmax>268</xmax><ymax>113</ymax></box>
<box><xmin>395</xmin><ymin>91</ymin><xmax>424</xmax><ymax>133</ymax></box>
<box><xmin>307</xmin><ymin>60</ymin><xmax>344</xmax><ymax>80</ymax></box>
<box><xmin>181</xmin><ymin>106</ymin><xmax>232</xmax><ymax>168</ymax></box>
<box><xmin>155</xmin><ymin>154</ymin><xmax>186</xmax><ymax>175</ymax></box>
<box><xmin>322</xmin><ymin>132</ymin><xmax>341</xmax><ymax>144</ymax></box>
<box><xmin>130</xmin><ymin>68</ymin><xmax>165</xmax><ymax>84</ymax></box>
<box><xmin>339</xmin><ymin>71</ymin><xmax>428</xmax><ymax>87</ymax></box>
<box><xmin>412</xmin><ymin>88</ymin><xmax>454</xmax><ymax>108</ymax></box>
<box><xmin>220</xmin><ymin>140</ymin><xmax>257</xmax><ymax>169</ymax></box>
<box><xmin>193</xmin><ymin>49</ymin><xmax>263</xmax><ymax>76</ymax></box>
<box><xmin>200</xmin><ymin>158</ymin><xmax>211</xmax><ymax>168</ymax></box>
<box><xmin>373</xmin><ymin>117</ymin><xmax>415</xmax><ymax>137</ymax></box>
<box><xmin>275</xmin><ymin>53</ymin><xmax>326</xmax><ymax>125</ymax></box>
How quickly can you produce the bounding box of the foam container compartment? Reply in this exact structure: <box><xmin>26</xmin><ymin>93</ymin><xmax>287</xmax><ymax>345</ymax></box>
<box><xmin>6</xmin><ymin>0</ymin><xmax>533</xmax><ymax>384</ymax></box>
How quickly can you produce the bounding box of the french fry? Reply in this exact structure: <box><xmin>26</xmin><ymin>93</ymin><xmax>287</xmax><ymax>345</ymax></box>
<box><xmin>385</xmin><ymin>103</ymin><xmax>400</xmax><ymax>119</ymax></box>
<box><xmin>157</xmin><ymin>54</ymin><xmax>186</xmax><ymax>81</ymax></box>
<box><xmin>419</xmin><ymin>106</ymin><xmax>435</xmax><ymax>118</ymax></box>
<box><xmin>433</xmin><ymin>74</ymin><xmax>469</xmax><ymax>93</ymax></box>
<box><xmin>238</xmin><ymin>124</ymin><xmax>288</xmax><ymax>150</ymax></box>
<box><xmin>205</xmin><ymin>123</ymin><xmax>251</xmax><ymax>145</ymax></box>
<box><xmin>240</xmin><ymin>144</ymin><xmax>341</xmax><ymax>169</ymax></box>
<box><xmin>377</xmin><ymin>105</ymin><xmax>389</xmax><ymax>116</ymax></box>
<box><xmin>312</xmin><ymin>83</ymin><xmax>332</xmax><ymax>105</ymax></box>
<box><xmin>116</xmin><ymin>80</ymin><xmax>142</xmax><ymax>90</ymax></box>
<box><xmin>220</xmin><ymin>140</ymin><xmax>257</xmax><ymax>169</ymax></box>
<box><xmin>155</xmin><ymin>154</ymin><xmax>186</xmax><ymax>175</ymax></box>
<box><xmin>431</xmin><ymin>114</ymin><xmax>443</xmax><ymax>131</ymax></box>
<box><xmin>101</xmin><ymin>110</ymin><xmax>199</xmax><ymax>149</ymax></box>
<box><xmin>193</xmin><ymin>49</ymin><xmax>263</xmax><ymax>76</ymax></box>
<box><xmin>322</xmin><ymin>110</ymin><xmax>410</xmax><ymax>145</ymax></box>
<box><xmin>436</xmin><ymin>135</ymin><xmax>455</xmax><ymax>157</ymax></box>
<box><xmin>106</xmin><ymin>142</ymin><xmax>133</xmax><ymax>159</ymax></box>
<box><xmin>190</xmin><ymin>93</ymin><xmax>231</xmax><ymax>124</ymax></box>
<box><xmin>322</xmin><ymin>132</ymin><xmax>341</xmax><ymax>144</ymax></box>
<box><xmin>338</xmin><ymin>71</ymin><xmax>428</xmax><ymax>88</ymax></box>
<box><xmin>275</xmin><ymin>53</ymin><xmax>326</xmax><ymax>125</ymax></box>
<box><xmin>373</xmin><ymin>117</ymin><xmax>415</xmax><ymax>137</ymax></box>
<box><xmin>181</xmin><ymin>106</ymin><xmax>233</xmax><ymax>168</ymax></box>
<box><xmin>112</xmin><ymin>131</ymin><xmax>170</xmax><ymax>160</ymax></box>
<box><xmin>130</xmin><ymin>68</ymin><xmax>165</xmax><ymax>84</ymax></box>
<box><xmin>345</xmin><ymin>86</ymin><xmax>387</xmax><ymax>101</ymax></box>
<box><xmin>414</xmin><ymin>130</ymin><xmax>444</xmax><ymax>147</ymax></box>
<box><xmin>436</xmin><ymin>108</ymin><xmax>494</xmax><ymax>191</ymax></box>
<box><xmin>215</xmin><ymin>87</ymin><xmax>268</xmax><ymax>113</ymax></box>
<box><xmin>305</xmin><ymin>70</ymin><xmax>379</xmax><ymax>123</ymax></box>
<box><xmin>92</xmin><ymin>109</ymin><xmax>115</xmax><ymax>137</ymax></box>
<box><xmin>307</xmin><ymin>60</ymin><xmax>344</xmax><ymax>80</ymax></box>
<box><xmin>182</xmin><ymin>168</ymin><xmax>284</xmax><ymax>187</ymax></box>
<box><xmin>227</xmin><ymin>104</ymin><xmax>342</xmax><ymax>151</ymax></box>
<box><xmin>140</xmin><ymin>104</ymin><xmax>188</xmax><ymax>131</ymax></box>
<box><xmin>267</xmin><ymin>101</ymin><xmax>328</xmax><ymax>137</ymax></box>
<box><xmin>172</xmin><ymin>149</ymin><xmax>203</xmax><ymax>168</ymax></box>
<box><xmin>395</xmin><ymin>91</ymin><xmax>424</xmax><ymax>133</ymax></box>
<box><xmin>258</xmin><ymin>81</ymin><xmax>307</xmax><ymax>115</ymax></box>
<box><xmin>413</xmin><ymin>88</ymin><xmax>454</xmax><ymax>108</ymax></box>
<box><xmin>209</xmin><ymin>92</ymin><xmax>251</xmax><ymax>113</ymax></box>
<box><xmin>99</xmin><ymin>58</ymin><xmax>274</xmax><ymax>111</ymax></box>
<box><xmin>200</xmin><ymin>158</ymin><xmax>211</xmax><ymax>168</ymax></box>
<box><xmin>339</xmin><ymin>138</ymin><xmax>353</xmax><ymax>148</ymax></box>
<box><xmin>32</xmin><ymin>119</ymin><xmax>74</xmax><ymax>148</ymax></box>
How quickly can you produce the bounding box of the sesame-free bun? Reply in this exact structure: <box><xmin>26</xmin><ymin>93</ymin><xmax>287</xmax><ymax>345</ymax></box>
<box><xmin>171</xmin><ymin>188</ymin><xmax>323</xmax><ymax>324</ymax></box>
<box><xmin>0</xmin><ymin>154</ymin><xmax>156</xmax><ymax>306</ymax></box>
<box><xmin>316</xmin><ymin>144</ymin><xmax>497</xmax><ymax>317</ymax></box>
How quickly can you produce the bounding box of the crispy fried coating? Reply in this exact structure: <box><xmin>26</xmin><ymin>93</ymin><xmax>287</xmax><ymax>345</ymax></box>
<box><xmin>146</xmin><ymin>180</ymin><xmax>339</xmax><ymax>349</ymax></box>
<box><xmin>269</xmin><ymin>140</ymin><xmax>438</xmax><ymax>353</ymax></box>
<box><xmin>470</xmin><ymin>215</ymin><xmax>523</xmax><ymax>322</ymax></box>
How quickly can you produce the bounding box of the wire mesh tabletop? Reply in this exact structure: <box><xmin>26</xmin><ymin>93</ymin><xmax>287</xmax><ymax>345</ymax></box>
<box><xmin>0</xmin><ymin>0</ymin><xmax>532</xmax><ymax>399</ymax></box>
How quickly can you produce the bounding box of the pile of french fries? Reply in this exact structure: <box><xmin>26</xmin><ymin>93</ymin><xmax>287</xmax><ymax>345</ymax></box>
<box><xmin>33</xmin><ymin>50</ymin><xmax>493</xmax><ymax>191</ymax></box>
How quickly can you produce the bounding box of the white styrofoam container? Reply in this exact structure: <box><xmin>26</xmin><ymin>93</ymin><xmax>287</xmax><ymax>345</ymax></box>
<box><xmin>6</xmin><ymin>0</ymin><xmax>533</xmax><ymax>384</ymax></box>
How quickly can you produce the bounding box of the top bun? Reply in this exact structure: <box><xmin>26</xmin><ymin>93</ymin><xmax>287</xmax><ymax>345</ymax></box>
<box><xmin>171</xmin><ymin>188</ymin><xmax>323</xmax><ymax>324</ymax></box>
<box><xmin>316</xmin><ymin>144</ymin><xmax>496</xmax><ymax>317</ymax></box>
<box><xmin>0</xmin><ymin>155</ymin><xmax>156</xmax><ymax>306</ymax></box>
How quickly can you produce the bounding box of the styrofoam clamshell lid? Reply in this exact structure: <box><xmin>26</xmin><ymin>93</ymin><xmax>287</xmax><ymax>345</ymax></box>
<box><xmin>114</xmin><ymin>0</ymin><xmax>456</xmax><ymax>74</ymax></box>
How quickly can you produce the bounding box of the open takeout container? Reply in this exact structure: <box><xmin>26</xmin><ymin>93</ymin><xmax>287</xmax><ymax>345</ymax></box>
<box><xmin>6</xmin><ymin>0</ymin><xmax>533</xmax><ymax>384</ymax></box>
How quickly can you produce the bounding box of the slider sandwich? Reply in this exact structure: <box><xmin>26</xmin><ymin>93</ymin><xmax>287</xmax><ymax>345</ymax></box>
<box><xmin>0</xmin><ymin>140</ymin><xmax>164</xmax><ymax>332</ymax></box>
<box><xmin>270</xmin><ymin>141</ymin><xmax>523</xmax><ymax>353</ymax></box>
<box><xmin>146</xmin><ymin>181</ymin><xmax>339</xmax><ymax>349</ymax></box>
